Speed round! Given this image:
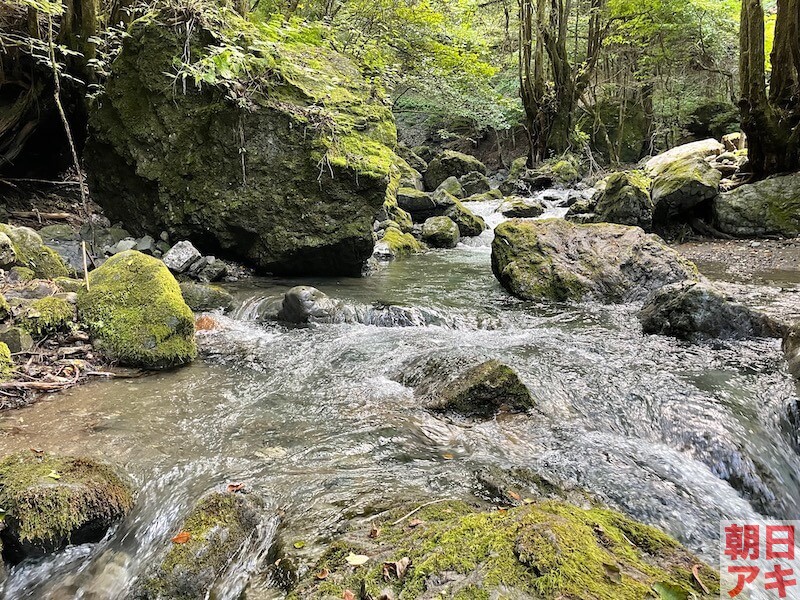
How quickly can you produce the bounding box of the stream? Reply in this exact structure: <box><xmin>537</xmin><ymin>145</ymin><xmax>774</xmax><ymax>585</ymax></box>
<box><xmin>1</xmin><ymin>198</ymin><xmax>799</xmax><ymax>598</ymax></box>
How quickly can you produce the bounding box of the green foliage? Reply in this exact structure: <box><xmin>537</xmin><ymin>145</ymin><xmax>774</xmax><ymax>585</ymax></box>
<box><xmin>18</xmin><ymin>297</ymin><xmax>76</xmax><ymax>337</ymax></box>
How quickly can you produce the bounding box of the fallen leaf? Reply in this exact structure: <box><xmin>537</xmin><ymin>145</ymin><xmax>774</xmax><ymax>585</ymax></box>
<box><xmin>408</xmin><ymin>518</ymin><xmax>424</xmax><ymax>528</ymax></box>
<box><xmin>382</xmin><ymin>557</ymin><xmax>411</xmax><ymax>581</ymax></box>
<box><xmin>345</xmin><ymin>552</ymin><xmax>369</xmax><ymax>566</ymax></box>
<box><xmin>46</xmin><ymin>470</ymin><xmax>61</xmax><ymax>480</ymax></box>
<box><xmin>195</xmin><ymin>315</ymin><xmax>218</xmax><ymax>331</ymax></box>
<box><xmin>442</xmin><ymin>453</ymin><xmax>454</xmax><ymax>460</ymax></box>
<box><xmin>368</xmin><ymin>525</ymin><xmax>381</xmax><ymax>539</ymax></box>
<box><xmin>507</xmin><ymin>490</ymin><xmax>521</xmax><ymax>501</ymax></box>
<box><xmin>227</xmin><ymin>482</ymin><xmax>245</xmax><ymax>493</ymax></box>
<box><xmin>293</xmin><ymin>540</ymin><xmax>306</xmax><ymax>549</ymax></box>
<box><xmin>692</xmin><ymin>564</ymin><xmax>710</xmax><ymax>594</ymax></box>
<box><xmin>171</xmin><ymin>531</ymin><xmax>191</xmax><ymax>544</ymax></box>
<box><xmin>29</xmin><ymin>448</ymin><xmax>43</xmax><ymax>454</ymax></box>
<box><xmin>497</xmin><ymin>508</ymin><xmax>508</xmax><ymax>513</ymax></box>
<box><xmin>343</xmin><ymin>591</ymin><xmax>355</xmax><ymax>600</ymax></box>
<box><xmin>315</xmin><ymin>568</ymin><xmax>329</xmax><ymax>580</ymax></box>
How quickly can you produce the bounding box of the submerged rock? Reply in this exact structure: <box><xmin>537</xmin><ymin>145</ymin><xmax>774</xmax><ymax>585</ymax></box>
<box><xmin>134</xmin><ymin>491</ymin><xmax>262</xmax><ymax>600</ymax></box>
<box><xmin>491</xmin><ymin>219</ymin><xmax>699</xmax><ymax>303</ymax></box>
<box><xmin>77</xmin><ymin>250</ymin><xmax>196</xmax><ymax>368</ymax></box>
<box><xmin>421</xmin><ymin>216</ymin><xmax>460</xmax><ymax>248</ymax></box>
<box><xmin>289</xmin><ymin>500</ymin><xmax>719</xmax><ymax>599</ymax></box>
<box><xmin>423</xmin><ymin>150</ymin><xmax>487</xmax><ymax>191</ymax></box>
<box><xmin>86</xmin><ymin>5</ymin><xmax>395</xmax><ymax>276</ymax></box>
<box><xmin>713</xmin><ymin>173</ymin><xmax>800</xmax><ymax>237</ymax></box>
<box><xmin>179</xmin><ymin>282</ymin><xmax>234</xmax><ymax>313</ymax></box>
<box><xmin>0</xmin><ymin>452</ymin><xmax>134</xmax><ymax>563</ymax></box>
<box><xmin>639</xmin><ymin>281</ymin><xmax>783</xmax><ymax>340</ymax></box>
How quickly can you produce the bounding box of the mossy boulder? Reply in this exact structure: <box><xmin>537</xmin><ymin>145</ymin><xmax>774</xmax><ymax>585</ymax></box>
<box><xmin>0</xmin><ymin>452</ymin><xmax>134</xmax><ymax>563</ymax></box>
<box><xmin>134</xmin><ymin>491</ymin><xmax>262</xmax><ymax>600</ymax></box>
<box><xmin>396</xmin><ymin>187</ymin><xmax>436</xmax><ymax>219</ymax></box>
<box><xmin>713</xmin><ymin>173</ymin><xmax>800</xmax><ymax>237</ymax></box>
<box><xmin>421</xmin><ymin>217</ymin><xmax>460</xmax><ymax>249</ymax></box>
<box><xmin>424</xmin><ymin>150</ymin><xmax>486</xmax><ymax>191</ymax></box>
<box><xmin>434</xmin><ymin>176</ymin><xmax>464</xmax><ymax>199</ymax></box>
<box><xmin>77</xmin><ymin>250</ymin><xmax>196</xmax><ymax>368</ymax></box>
<box><xmin>644</xmin><ymin>139</ymin><xmax>724</xmax><ymax>175</ymax></box>
<box><xmin>463</xmin><ymin>188</ymin><xmax>503</xmax><ymax>202</ymax></box>
<box><xmin>0</xmin><ymin>224</ymin><xmax>68</xmax><ymax>279</ymax></box>
<box><xmin>0</xmin><ymin>342</ymin><xmax>13</xmax><ymax>381</ymax></box>
<box><xmin>0</xmin><ymin>293</ymin><xmax>9</xmax><ymax>322</ymax></box>
<box><xmin>459</xmin><ymin>171</ymin><xmax>492</xmax><ymax>196</ymax></box>
<box><xmin>179</xmin><ymin>282</ymin><xmax>234</xmax><ymax>313</ymax></box>
<box><xmin>0</xmin><ymin>325</ymin><xmax>33</xmax><ymax>354</ymax></box>
<box><xmin>9</xmin><ymin>266</ymin><xmax>35</xmax><ymax>282</ymax></box>
<box><xmin>491</xmin><ymin>219</ymin><xmax>699</xmax><ymax>303</ymax></box>
<box><xmin>289</xmin><ymin>500</ymin><xmax>718</xmax><ymax>599</ymax></box>
<box><xmin>375</xmin><ymin>226</ymin><xmax>423</xmax><ymax>260</ymax></box>
<box><xmin>86</xmin><ymin>3</ymin><xmax>397</xmax><ymax>276</ymax></box>
<box><xmin>651</xmin><ymin>157</ymin><xmax>721</xmax><ymax>226</ymax></box>
<box><xmin>18</xmin><ymin>296</ymin><xmax>76</xmax><ymax>337</ymax></box>
<box><xmin>499</xmin><ymin>196</ymin><xmax>546</xmax><ymax>218</ymax></box>
<box><xmin>54</xmin><ymin>276</ymin><xmax>85</xmax><ymax>293</ymax></box>
<box><xmin>592</xmin><ymin>171</ymin><xmax>653</xmax><ymax>230</ymax></box>
<box><xmin>445</xmin><ymin>199</ymin><xmax>487</xmax><ymax>237</ymax></box>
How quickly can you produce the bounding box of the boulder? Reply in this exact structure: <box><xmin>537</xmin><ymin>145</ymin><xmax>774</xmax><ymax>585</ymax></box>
<box><xmin>491</xmin><ymin>219</ymin><xmax>699</xmax><ymax>303</ymax></box>
<box><xmin>77</xmin><ymin>250</ymin><xmax>196</xmax><ymax>368</ymax></box>
<box><xmin>639</xmin><ymin>281</ymin><xmax>783</xmax><ymax>340</ymax></box>
<box><xmin>713</xmin><ymin>173</ymin><xmax>800</xmax><ymax>237</ymax></box>
<box><xmin>499</xmin><ymin>197</ymin><xmax>546</xmax><ymax>218</ymax></box>
<box><xmin>459</xmin><ymin>171</ymin><xmax>492</xmax><ymax>196</ymax></box>
<box><xmin>38</xmin><ymin>224</ymin><xmax>79</xmax><ymax>243</ymax></box>
<box><xmin>86</xmin><ymin>5</ymin><xmax>396</xmax><ymax>276</ymax></box>
<box><xmin>644</xmin><ymin>139</ymin><xmax>724</xmax><ymax>176</ymax></box>
<box><xmin>424</xmin><ymin>150</ymin><xmax>486</xmax><ymax>191</ymax></box>
<box><xmin>18</xmin><ymin>296</ymin><xmax>76</xmax><ymax>337</ymax></box>
<box><xmin>0</xmin><ymin>452</ymin><xmax>134</xmax><ymax>563</ymax></box>
<box><xmin>422</xmin><ymin>216</ymin><xmax>460</xmax><ymax>248</ymax></box>
<box><xmin>784</xmin><ymin>331</ymin><xmax>800</xmax><ymax>379</ymax></box>
<box><xmin>396</xmin><ymin>145</ymin><xmax>428</xmax><ymax>173</ymax></box>
<box><xmin>396</xmin><ymin>187</ymin><xmax>436</xmax><ymax>220</ymax></box>
<box><xmin>374</xmin><ymin>226</ymin><xmax>423</xmax><ymax>261</ymax></box>
<box><xmin>0</xmin><ymin>224</ymin><xmax>68</xmax><ymax>278</ymax></box>
<box><xmin>434</xmin><ymin>176</ymin><xmax>464</xmax><ymax>199</ymax></box>
<box><xmin>446</xmin><ymin>200</ymin><xmax>487</xmax><ymax>237</ymax></box>
<box><xmin>134</xmin><ymin>491</ymin><xmax>262</xmax><ymax>600</ymax></box>
<box><xmin>463</xmin><ymin>189</ymin><xmax>503</xmax><ymax>202</ymax></box>
<box><xmin>179</xmin><ymin>282</ymin><xmax>234</xmax><ymax>312</ymax></box>
<box><xmin>651</xmin><ymin>157</ymin><xmax>721</xmax><ymax>225</ymax></box>
<box><xmin>0</xmin><ymin>325</ymin><xmax>33</xmax><ymax>353</ymax></box>
<box><xmin>421</xmin><ymin>359</ymin><xmax>534</xmax><ymax>417</ymax></box>
<box><xmin>162</xmin><ymin>241</ymin><xmax>203</xmax><ymax>274</ymax></box>
<box><xmin>592</xmin><ymin>171</ymin><xmax>653</xmax><ymax>230</ymax></box>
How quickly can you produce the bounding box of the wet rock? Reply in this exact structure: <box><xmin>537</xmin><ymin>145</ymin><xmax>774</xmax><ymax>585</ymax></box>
<box><xmin>277</xmin><ymin>286</ymin><xmax>341</xmax><ymax>324</ymax></box>
<box><xmin>446</xmin><ymin>200</ymin><xmax>486</xmax><ymax>237</ymax></box>
<box><xmin>424</xmin><ymin>150</ymin><xmax>487</xmax><ymax>191</ymax></box>
<box><xmin>374</xmin><ymin>227</ymin><xmax>423</xmax><ymax>261</ymax></box>
<box><xmin>290</xmin><ymin>500</ymin><xmax>719</xmax><ymax>600</ymax></box>
<box><xmin>784</xmin><ymin>330</ymin><xmax>800</xmax><ymax>379</ymax></box>
<box><xmin>434</xmin><ymin>176</ymin><xmax>464</xmax><ymax>199</ymax></box>
<box><xmin>499</xmin><ymin>196</ymin><xmax>546</xmax><ymax>218</ymax></box>
<box><xmin>86</xmin><ymin>6</ymin><xmax>394</xmax><ymax>276</ymax></box>
<box><xmin>162</xmin><ymin>241</ymin><xmax>202</xmax><ymax>274</ymax></box>
<box><xmin>639</xmin><ymin>280</ymin><xmax>783</xmax><ymax>340</ymax></box>
<box><xmin>651</xmin><ymin>157</ymin><xmax>721</xmax><ymax>226</ymax></box>
<box><xmin>459</xmin><ymin>171</ymin><xmax>492</xmax><ymax>196</ymax></box>
<box><xmin>134</xmin><ymin>491</ymin><xmax>261</xmax><ymax>600</ymax></box>
<box><xmin>421</xmin><ymin>359</ymin><xmax>534</xmax><ymax>418</ymax></box>
<box><xmin>592</xmin><ymin>171</ymin><xmax>653</xmax><ymax>230</ymax></box>
<box><xmin>77</xmin><ymin>250</ymin><xmax>196</xmax><ymax>369</ymax></box>
<box><xmin>0</xmin><ymin>452</ymin><xmax>134</xmax><ymax>563</ymax></box>
<box><xmin>0</xmin><ymin>224</ymin><xmax>68</xmax><ymax>279</ymax></box>
<box><xmin>463</xmin><ymin>189</ymin><xmax>503</xmax><ymax>202</ymax></box>
<box><xmin>422</xmin><ymin>216</ymin><xmax>460</xmax><ymax>248</ymax></box>
<box><xmin>179</xmin><ymin>282</ymin><xmax>234</xmax><ymax>313</ymax></box>
<box><xmin>713</xmin><ymin>173</ymin><xmax>800</xmax><ymax>237</ymax></box>
<box><xmin>644</xmin><ymin>138</ymin><xmax>724</xmax><ymax>175</ymax></box>
<box><xmin>491</xmin><ymin>219</ymin><xmax>699</xmax><ymax>303</ymax></box>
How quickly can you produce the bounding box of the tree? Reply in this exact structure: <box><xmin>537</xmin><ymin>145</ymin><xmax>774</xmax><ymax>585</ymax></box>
<box><xmin>740</xmin><ymin>0</ymin><xmax>799</xmax><ymax>176</ymax></box>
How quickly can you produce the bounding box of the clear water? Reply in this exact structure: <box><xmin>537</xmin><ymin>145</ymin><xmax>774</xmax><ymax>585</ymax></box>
<box><xmin>1</xmin><ymin>200</ymin><xmax>799</xmax><ymax>598</ymax></box>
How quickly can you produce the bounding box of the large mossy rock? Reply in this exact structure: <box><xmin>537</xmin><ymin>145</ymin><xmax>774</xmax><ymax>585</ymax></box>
<box><xmin>644</xmin><ymin>139</ymin><xmax>724</xmax><ymax>176</ymax></box>
<box><xmin>713</xmin><ymin>173</ymin><xmax>800</xmax><ymax>237</ymax></box>
<box><xmin>0</xmin><ymin>452</ymin><xmax>134</xmax><ymax>563</ymax></box>
<box><xmin>77</xmin><ymin>250</ymin><xmax>196</xmax><ymax>368</ymax></box>
<box><xmin>0</xmin><ymin>224</ymin><xmax>68</xmax><ymax>279</ymax></box>
<box><xmin>423</xmin><ymin>150</ymin><xmax>486</xmax><ymax>191</ymax></box>
<box><xmin>289</xmin><ymin>500</ymin><xmax>719</xmax><ymax>599</ymax></box>
<box><xmin>651</xmin><ymin>157</ymin><xmax>721</xmax><ymax>226</ymax></box>
<box><xmin>491</xmin><ymin>219</ymin><xmax>699</xmax><ymax>303</ymax></box>
<box><xmin>592</xmin><ymin>171</ymin><xmax>653</xmax><ymax>230</ymax></box>
<box><xmin>86</xmin><ymin>4</ymin><xmax>396</xmax><ymax>276</ymax></box>
<box><xmin>135</xmin><ymin>491</ymin><xmax>262</xmax><ymax>600</ymax></box>
<box><xmin>639</xmin><ymin>280</ymin><xmax>783</xmax><ymax>341</ymax></box>
<box><xmin>421</xmin><ymin>216</ymin><xmax>460</xmax><ymax>248</ymax></box>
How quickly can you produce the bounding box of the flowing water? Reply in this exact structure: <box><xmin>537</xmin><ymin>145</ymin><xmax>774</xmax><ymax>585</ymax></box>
<box><xmin>1</xmin><ymin>198</ymin><xmax>799</xmax><ymax>598</ymax></box>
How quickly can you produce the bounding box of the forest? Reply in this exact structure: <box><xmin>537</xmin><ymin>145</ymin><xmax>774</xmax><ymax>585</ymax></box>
<box><xmin>0</xmin><ymin>0</ymin><xmax>798</xmax><ymax>598</ymax></box>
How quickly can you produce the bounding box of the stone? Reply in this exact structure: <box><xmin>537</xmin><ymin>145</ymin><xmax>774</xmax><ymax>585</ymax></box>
<box><xmin>463</xmin><ymin>189</ymin><xmax>503</xmax><ymax>202</ymax></box>
<box><xmin>0</xmin><ymin>341</ymin><xmax>12</xmax><ymax>381</ymax></box>
<box><xmin>0</xmin><ymin>452</ymin><xmax>134</xmax><ymax>563</ymax></box>
<box><xmin>445</xmin><ymin>200</ymin><xmax>487</xmax><ymax>237</ymax></box>
<box><xmin>713</xmin><ymin>173</ymin><xmax>800</xmax><ymax>237</ymax></box>
<box><xmin>0</xmin><ymin>233</ymin><xmax>17</xmax><ymax>268</ymax></box>
<box><xmin>423</xmin><ymin>150</ymin><xmax>487</xmax><ymax>191</ymax></box>
<box><xmin>85</xmin><ymin>6</ymin><xmax>395</xmax><ymax>276</ymax></box>
<box><xmin>491</xmin><ymin>219</ymin><xmax>699</xmax><ymax>303</ymax></box>
<box><xmin>435</xmin><ymin>176</ymin><xmax>464</xmax><ymax>199</ymax></box>
<box><xmin>644</xmin><ymin>139</ymin><xmax>724</xmax><ymax>176</ymax></box>
<box><xmin>179</xmin><ymin>282</ymin><xmax>234</xmax><ymax>312</ymax></box>
<box><xmin>722</xmin><ymin>132</ymin><xmax>745</xmax><ymax>151</ymax></box>
<box><xmin>194</xmin><ymin>256</ymin><xmax>228</xmax><ymax>283</ymax></box>
<box><xmin>77</xmin><ymin>250</ymin><xmax>196</xmax><ymax>368</ymax></box>
<box><xmin>17</xmin><ymin>296</ymin><xmax>76</xmax><ymax>337</ymax></box>
<box><xmin>422</xmin><ymin>216</ymin><xmax>460</xmax><ymax>248</ymax></box>
<box><xmin>499</xmin><ymin>197</ymin><xmax>546</xmax><ymax>218</ymax></box>
<box><xmin>0</xmin><ymin>224</ymin><xmax>68</xmax><ymax>278</ymax></box>
<box><xmin>38</xmin><ymin>224</ymin><xmax>79</xmax><ymax>243</ymax></box>
<box><xmin>592</xmin><ymin>171</ymin><xmax>653</xmax><ymax>230</ymax></box>
<box><xmin>639</xmin><ymin>280</ymin><xmax>783</xmax><ymax>340</ymax></box>
<box><xmin>377</xmin><ymin>227</ymin><xmax>423</xmax><ymax>260</ymax></box>
<box><xmin>651</xmin><ymin>157</ymin><xmax>720</xmax><ymax>226</ymax></box>
<box><xmin>278</xmin><ymin>286</ymin><xmax>340</xmax><ymax>324</ymax></box>
<box><xmin>107</xmin><ymin>238</ymin><xmax>138</xmax><ymax>255</ymax></box>
<box><xmin>162</xmin><ymin>241</ymin><xmax>203</xmax><ymax>274</ymax></box>
<box><xmin>396</xmin><ymin>187</ymin><xmax>436</xmax><ymax>217</ymax></box>
<box><xmin>135</xmin><ymin>235</ymin><xmax>157</xmax><ymax>254</ymax></box>
<box><xmin>459</xmin><ymin>171</ymin><xmax>492</xmax><ymax>197</ymax></box>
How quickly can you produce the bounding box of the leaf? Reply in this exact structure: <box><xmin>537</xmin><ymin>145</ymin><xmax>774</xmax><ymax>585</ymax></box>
<box><xmin>343</xmin><ymin>591</ymin><xmax>355</xmax><ymax>600</ymax></box>
<box><xmin>442</xmin><ymin>453</ymin><xmax>454</xmax><ymax>460</ymax></box>
<box><xmin>345</xmin><ymin>553</ymin><xmax>369</xmax><ymax>566</ymax></box>
<box><xmin>171</xmin><ymin>531</ymin><xmax>191</xmax><ymax>544</ymax></box>
<box><xmin>507</xmin><ymin>490</ymin><xmax>521</xmax><ymax>501</ymax></box>
<box><xmin>315</xmin><ymin>568</ymin><xmax>329</xmax><ymax>580</ymax></box>
<box><xmin>227</xmin><ymin>482</ymin><xmax>245</xmax><ymax>493</ymax></box>
<box><xmin>408</xmin><ymin>518</ymin><xmax>424</xmax><ymax>528</ymax></box>
<box><xmin>29</xmin><ymin>448</ymin><xmax>43</xmax><ymax>454</ymax></box>
<box><xmin>46</xmin><ymin>470</ymin><xmax>61</xmax><ymax>480</ymax></box>
<box><xmin>293</xmin><ymin>540</ymin><xmax>306</xmax><ymax>549</ymax></box>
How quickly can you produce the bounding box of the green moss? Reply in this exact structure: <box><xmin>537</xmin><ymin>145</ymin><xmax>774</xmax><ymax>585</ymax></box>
<box><xmin>0</xmin><ymin>452</ymin><xmax>133</xmax><ymax>557</ymax></box>
<box><xmin>381</xmin><ymin>227</ymin><xmax>422</xmax><ymax>258</ymax></box>
<box><xmin>0</xmin><ymin>224</ymin><xmax>68</xmax><ymax>279</ymax></box>
<box><xmin>54</xmin><ymin>277</ymin><xmax>85</xmax><ymax>293</ymax></box>
<box><xmin>10</xmin><ymin>267</ymin><xmax>35</xmax><ymax>282</ymax></box>
<box><xmin>0</xmin><ymin>341</ymin><xmax>13</xmax><ymax>381</ymax></box>
<box><xmin>509</xmin><ymin>156</ymin><xmax>529</xmax><ymax>180</ymax></box>
<box><xmin>77</xmin><ymin>250</ymin><xmax>196</xmax><ymax>369</ymax></box>
<box><xmin>464</xmin><ymin>189</ymin><xmax>503</xmax><ymax>202</ymax></box>
<box><xmin>0</xmin><ymin>293</ymin><xmax>9</xmax><ymax>322</ymax></box>
<box><xmin>292</xmin><ymin>500</ymin><xmax>718</xmax><ymax>599</ymax></box>
<box><xmin>18</xmin><ymin>297</ymin><xmax>75</xmax><ymax>337</ymax></box>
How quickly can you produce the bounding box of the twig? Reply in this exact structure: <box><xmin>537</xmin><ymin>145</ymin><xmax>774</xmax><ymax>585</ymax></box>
<box><xmin>0</xmin><ymin>179</ymin><xmax>80</xmax><ymax>187</ymax></box>
<box><xmin>82</xmin><ymin>241</ymin><xmax>90</xmax><ymax>289</ymax></box>
<box><xmin>391</xmin><ymin>499</ymin><xmax>451</xmax><ymax>527</ymax></box>
<box><xmin>10</xmin><ymin>211</ymin><xmax>74</xmax><ymax>220</ymax></box>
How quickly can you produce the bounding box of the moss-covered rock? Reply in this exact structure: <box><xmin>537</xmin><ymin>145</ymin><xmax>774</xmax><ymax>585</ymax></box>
<box><xmin>713</xmin><ymin>173</ymin><xmax>800</xmax><ymax>237</ymax></box>
<box><xmin>0</xmin><ymin>452</ymin><xmax>134</xmax><ymax>563</ymax></box>
<box><xmin>86</xmin><ymin>3</ymin><xmax>397</xmax><ymax>276</ymax></box>
<box><xmin>0</xmin><ymin>224</ymin><xmax>68</xmax><ymax>279</ymax></box>
<box><xmin>491</xmin><ymin>219</ymin><xmax>699</xmax><ymax>303</ymax></box>
<box><xmin>651</xmin><ymin>157</ymin><xmax>720</xmax><ymax>226</ymax></box>
<box><xmin>644</xmin><ymin>139</ymin><xmax>724</xmax><ymax>176</ymax></box>
<box><xmin>499</xmin><ymin>196</ymin><xmax>546</xmax><ymax>218</ymax></box>
<box><xmin>424</xmin><ymin>150</ymin><xmax>487</xmax><ymax>191</ymax></box>
<box><xmin>289</xmin><ymin>500</ymin><xmax>718</xmax><ymax>599</ymax></box>
<box><xmin>54</xmin><ymin>276</ymin><xmax>85</xmax><ymax>293</ymax></box>
<box><xmin>463</xmin><ymin>189</ymin><xmax>503</xmax><ymax>202</ymax></box>
<box><xmin>0</xmin><ymin>342</ymin><xmax>13</xmax><ymax>381</ymax></box>
<box><xmin>77</xmin><ymin>250</ymin><xmax>196</xmax><ymax>368</ymax></box>
<box><xmin>434</xmin><ymin>176</ymin><xmax>464</xmax><ymax>199</ymax></box>
<box><xmin>179</xmin><ymin>282</ymin><xmax>234</xmax><ymax>313</ymax></box>
<box><xmin>377</xmin><ymin>226</ymin><xmax>423</xmax><ymax>259</ymax></box>
<box><xmin>0</xmin><ymin>325</ymin><xmax>33</xmax><ymax>354</ymax></box>
<box><xmin>8</xmin><ymin>266</ymin><xmax>35</xmax><ymax>283</ymax></box>
<box><xmin>0</xmin><ymin>293</ymin><xmax>9</xmax><ymax>322</ymax></box>
<box><xmin>459</xmin><ymin>171</ymin><xmax>492</xmax><ymax>197</ymax></box>
<box><xmin>134</xmin><ymin>491</ymin><xmax>262</xmax><ymax>600</ymax></box>
<box><xmin>445</xmin><ymin>200</ymin><xmax>487</xmax><ymax>237</ymax></box>
<box><xmin>422</xmin><ymin>217</ymin><xmax>460</xmax><ymax>249</ymax></box>
<box><xmin>592</xmin><ymin>171</ymin><xmax>653</xmax><ymax>230</ymax></box>
<box><xmin>18</xmin><ymin>297</ymin><xmax>76</xmax><ymax>337</ymax></box>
